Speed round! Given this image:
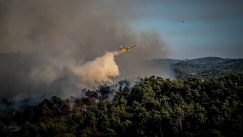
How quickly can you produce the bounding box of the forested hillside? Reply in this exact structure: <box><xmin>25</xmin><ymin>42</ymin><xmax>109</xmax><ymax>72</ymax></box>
<box><xmin>149</xmin><ymin>57</ymin><xmax>243</xmax><ymax>80</ymax></box>
<box><xmin>1</xmin><ymin>74</ymin><xmax>243</xmax><ymax>137</ymax></box>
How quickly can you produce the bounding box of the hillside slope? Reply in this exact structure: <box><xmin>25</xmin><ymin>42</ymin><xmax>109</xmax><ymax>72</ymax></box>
<box><xmin>150</xmin><ymin>57</ymin><xmax>243</xmax><ymax>79</ymax></box>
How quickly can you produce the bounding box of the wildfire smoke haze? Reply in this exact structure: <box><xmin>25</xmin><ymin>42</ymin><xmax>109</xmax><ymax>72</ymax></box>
<box><xmin>0</xmin><ymin>0</ymin><xmax>171</xmax><ymax>101</ymax></box>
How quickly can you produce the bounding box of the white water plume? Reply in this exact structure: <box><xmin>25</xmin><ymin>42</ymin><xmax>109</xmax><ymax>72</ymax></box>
<box><xmin>72</xmin><ymin>51</ymin><xmax>120</xmax><ymax>84</ymax></box>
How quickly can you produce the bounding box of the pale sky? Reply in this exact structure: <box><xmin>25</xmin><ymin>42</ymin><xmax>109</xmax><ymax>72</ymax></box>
<box><xmin>129</xmin><ymin>0</ymin><xmax>243</xmax><ymax>59</ymax></box>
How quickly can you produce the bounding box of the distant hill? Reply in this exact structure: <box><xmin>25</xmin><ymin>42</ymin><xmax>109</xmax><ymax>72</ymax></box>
<box><xmin>150</xmin><ymin>57</ymin><xmax>243</xmax><ymax>79</ymax></box>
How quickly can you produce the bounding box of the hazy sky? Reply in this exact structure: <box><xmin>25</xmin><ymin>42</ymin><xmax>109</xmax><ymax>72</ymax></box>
<box><xmin>1</xmin><ymin>0</ymin><xmax>243</xmax><ymax>59</ymax></box>
<box><xmin>129</xmin><ymin>0</ymin><xmax>243</xmax><ymax>59</ymax></box>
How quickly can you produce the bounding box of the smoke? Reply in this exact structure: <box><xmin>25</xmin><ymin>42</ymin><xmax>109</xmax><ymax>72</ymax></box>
<box><xmin>72</xmin><ymin>51</ymin><xmax>120</xmax><ymax>84</ymax></box>
<box><xmin>0</xmin><ymin>0</ymin><xmax>172</xmax><ymax>102</ymax></box>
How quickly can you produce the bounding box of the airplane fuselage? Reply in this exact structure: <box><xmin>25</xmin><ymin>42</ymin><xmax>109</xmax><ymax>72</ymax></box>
<box><xmin>119</xmin><ymin>45</ymin><xmax>136</xmax><ymax>52</ymax></box>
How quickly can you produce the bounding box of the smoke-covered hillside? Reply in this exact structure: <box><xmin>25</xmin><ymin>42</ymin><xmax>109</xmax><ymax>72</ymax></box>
<box><xmin>0</xmin><ymin>53</ymin><xmax>242</xmax><ymax>113</ymax></box>
<box><xmin>0</xmin><ymin>52</ymin><xmax>173</xmax><ymax>103</ymax></box>
<box><xmin>1</xmin><ymin>53</ymin><xmax>242</xmax><ymax>102</ymax></box>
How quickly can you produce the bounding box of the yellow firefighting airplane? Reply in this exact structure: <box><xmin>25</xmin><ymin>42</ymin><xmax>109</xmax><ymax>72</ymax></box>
<box><xmin>119</xmin><ymin>45</ymin><xmax>136</xmax><ymax>52</ymax></box>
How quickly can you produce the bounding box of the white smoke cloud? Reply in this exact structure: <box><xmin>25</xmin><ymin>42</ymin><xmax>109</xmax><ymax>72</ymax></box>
<box><xmin>72</xmin><ymin>51</ymin><xmax>120</xmax><ymax>84</ymax></box>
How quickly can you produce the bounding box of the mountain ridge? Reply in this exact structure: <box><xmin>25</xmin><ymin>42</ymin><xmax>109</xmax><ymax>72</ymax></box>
<box><xmin>149</xmin><ymin>56</ymin><xmax>243</xmax><ymax>79</ymax></box>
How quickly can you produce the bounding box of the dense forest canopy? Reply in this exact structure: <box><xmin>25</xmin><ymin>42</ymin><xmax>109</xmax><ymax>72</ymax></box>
<box><xmin>1</xmin><ymin>73</ymin><xmax>243</xmax><ymax>137</ymax></box>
